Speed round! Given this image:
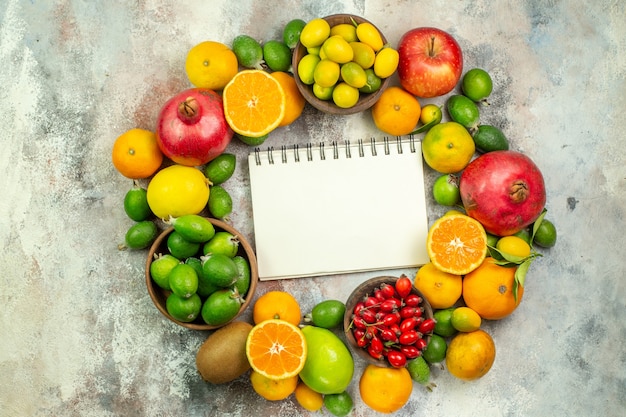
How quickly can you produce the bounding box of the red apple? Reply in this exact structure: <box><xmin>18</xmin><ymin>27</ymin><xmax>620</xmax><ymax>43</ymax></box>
<box><xmin>156</xmin><ymin>88</ymin><xmax>233</xmax><ymax>166</ymax></box>
<box><xmin>397</xmin><ymin>27</ymin><xmax>463</xmax><ymax>98</ymax></box>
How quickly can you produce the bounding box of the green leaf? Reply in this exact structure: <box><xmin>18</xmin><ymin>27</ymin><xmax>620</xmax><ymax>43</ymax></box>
<box><xmin>488</xmin><ymin>245</ymin><xmax>527</xmax><ymax>264</ymax></box>
<box><xmin>515</xmin><ymin>259</ymin><xmax>532</xmax><ymax>288</ymax></box>
<box><xmin>530</xmin><ymin>209</ymin><xmax>548</xmax><ymax>246</ymax></box>
<box><xmin>409</xmin><ymin>118</ymin><xmax>440</xmax><ymax>135</ymax></box>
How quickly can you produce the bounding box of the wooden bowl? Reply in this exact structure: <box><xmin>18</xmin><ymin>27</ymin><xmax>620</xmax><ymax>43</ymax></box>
<box><xmin>145</xmin><ymin>218</ymin><xmax>258</xmax><ymax>331</ymax></box>
<box><xmin>343</xmin><ymin>275</ymin><xmax>434</xmax><ymax>367</ymax></box>
<box><xmin>292</xmin><ymin>14</ymin><xmax>391</xmax><ymax>115</ymax></box>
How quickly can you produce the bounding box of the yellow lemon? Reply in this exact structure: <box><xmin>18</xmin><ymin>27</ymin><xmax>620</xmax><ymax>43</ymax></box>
<box><xmin>146</xmin><ymin>165</ymin><xmax>210</xmax><ymax>220</ymax></box>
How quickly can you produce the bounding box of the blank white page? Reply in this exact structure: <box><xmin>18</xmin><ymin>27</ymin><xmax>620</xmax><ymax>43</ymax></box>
<box><xmin>248</xmin><ymin>138</ymin><xmax>429</xmax><ymax>280</ymax></box>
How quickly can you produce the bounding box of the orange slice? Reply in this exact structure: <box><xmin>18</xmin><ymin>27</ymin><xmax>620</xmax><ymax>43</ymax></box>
<box><xmin>245</xmin><ymin>319</ymin><xmax>307</xmax><ymax>380</ymax></box>
<box><xmin>426</xmin><ymin>213</ymin><xmax>487</xmax><ymax>275</ymax></box>
<box><xmin>222</xmin><ymin>70</ymin><xmax>286</xmax><ymax>138</ymax></box>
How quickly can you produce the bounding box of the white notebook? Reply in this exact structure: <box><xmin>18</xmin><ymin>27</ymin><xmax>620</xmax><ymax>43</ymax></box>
<box><xmin>248</xmin><ymin>137</ymin><xmax>429</xmax><ymax>280</ymax></box>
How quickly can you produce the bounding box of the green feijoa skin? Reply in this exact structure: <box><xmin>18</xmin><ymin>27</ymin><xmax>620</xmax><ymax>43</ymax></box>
<box><xmin>168</xmin><ymin>263</ymin><xmax>199</xmax><ymax>299</ymax></box>
<box><xmin>232</xmin><ymin>34</ymin><xmax>264</xmax><ymax>69</ymax></box>
<box><xmin>122</xmin><ymin>221</ymin><xmax>158</xmax><ymax>250</ymax></box>
<box><xmin>203</xmin><ymin>231</ymin><xmax>239</xmax><ymax>257</ymax></box>
<box><xmin>123</xmin><ymin>183</ymin><xmax>152</xmax><ymax>222</ymax></box>
<box><xmin>306</xmin><ymin>300</ymin><xmax>346</xmax><ymax>329</ymax></box>
<box><xmin>446</xmin><ymin>94</ymin><xmax>480</xmax><ymax>132</ymax></box>
<box><xmin>201</xmin><ymin>289</ymin><xmax>242</xmax><ymax>326</ymax></box>
<box><xmin>207</xmin><ymin>185</ymin><xmax>233</xmax><ymax>220</ymax></box>
<box><xmin>262</xmin><ymin>40</ymin><xmax>292</xmax><ymax>72</ymax></box>
<box><xmin>201</xmin><ymin>253</ymin><xmax>239</xmax><ymax>287</ymax></box>
<box><xmin>186</xmin><ymin>257</ymin><xmax>220</xmax><ymax>298</ymax></box>
<box><xmin>167</xmin><ymin>230</ymin><xmax>201</xmax><ymax>259</ymax></box>
<box><xmin>472</xmin><ymin>125</ymin><xmax>509</xmax><ymax>153</ymax></box>
<box><xmin>204</xmin><ymin>153</ymin><xmax>236</xmax><ymax>186</ymax></box>
<box><xmin>170</xmin><ymin>214</ymin><xmax>215</xmax><ymax>243</ymax></box>
<box><xmin>283</xmin><ymin>19</ymin><xmax>306</xmax><ymax>49</ymax></box>
<box><xmin>462</xmin><ymin>68</ymin><xmax>493</xmax><ymax>103</ymax></box>
<box><xmin>232</xmin><ymin>255</ymin><xmax>251</xmax><ymax>296</ymax></box>
<box><xmin>150</xmin><ymin>253</ymin><xmax>180</xmax><ymax>290</ymax></box>
<box><xmin>166</xmin><ymin>292</ymin><xmax>202</xmax><ymax>323</ymax></box>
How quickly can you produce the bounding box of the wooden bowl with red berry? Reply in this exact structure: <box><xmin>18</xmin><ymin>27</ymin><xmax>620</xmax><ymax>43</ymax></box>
<box><xmin>343</xmin><ymin>275</ymin><xmax>434</xmax><ymax>368</ymax></box>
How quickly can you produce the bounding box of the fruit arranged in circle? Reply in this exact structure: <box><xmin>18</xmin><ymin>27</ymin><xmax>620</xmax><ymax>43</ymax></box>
<box><xmin>283</xmin><ymin>19</ymin><xmax>306</xmax><ymax>49</ymax></box>
<box><xmin>207</xmin><ymin>184</ymin><xmax>233</xmax><ymax>220</ymax></box>
<box><xmin>201</xmin><ymin>253</ymin><xmax>239</xmax><ymax>287</ymax></box>
<box><xmin>204</xmin><ymin>152</ymin><xmax>236</xmax><ymax>185</ymax></box>
<box><xmin>432</xmin><ymin>173</ymin><xmax>461</xmax><ymax>206</ymax></box>
<box><xmin>359</xmin><ymin>364</ymin><xmax>412</xmax><ymax>414</ymax></box>
<box><xmin>262</xmin><ymin>40</ymin><xmax>292</xmax><ymax>72</ymax></box>
<box><xmin>170</xmin><ymin>214</ymin><xmax>216</xmax><ymax>243</ymax></box>
<box><xmin>304</xmin><ymin>299</ymin><xmax>346</xmax><ymax>329</ymax></box>
<box><xmin>496</xmin><ymin>235</ymin><xmax>532</xmax><ymax>259</ymax></box>
<box><xmin>323</xmin><ymin>391</ymin><xmax>354</xmax><ymax>417</ymax></box>
<box><xmin>294</xmin><ymin>381</ymin><xmax>324</xmax><ymax>412</ymax></box>
<box><xmin>112</xmin><ymin>128</ymin><xmax>163</xmax><ymax>179</ymax></box>
<box><xmin>473</xmin><ymin>124</ymin><xmax>509</xmax><ymax>153</ymax></box>
<box><xmin>185</xmin><ymin>41</ymin><xmax>238</xmax><ymax>90</ymax></box>
<box><xmin>371</xmin><ymin>86</ymin><xmax>421</xmax><ymax>136</ymax></box>
<box><xmin>422</xmin><ymin>121</ymin><xmax>476</xmax><ymax>173</ymax></box>
<box><xmin>203</xmin><ymin>231</ymin><xmax>239</xmax><ymax>258</ymax></box>
<box><xmin>445</xmin><ymin>329</ymin><xmax>496</xmax><ymax>380</ymax></box>
<box><xmin>222</xmin><ymin>70</ymin><xmax>286</xmax><ymax>138</ymax></box>
<box><xmin>462</xmin><ymin>68</ymin><xmax>493</xmax><ymax>103</ymax></box>
<box><xmin>432</xmin><ymin>307</ymin><xmax>458</xmax><ymax>337</ymax></box>
<box><xmin>451</xmin><ymin>306</ymin><xmax>482</xmax><ymax>332</ymax></box>
<box><xmin>374</xmin><ymin>47</ymin><xmax>400</xmax><ymax>78</ymax></box>
<box><xmin>355</xmin><ymin>22</ymin><xmax>384</xmax><ymax>52</ymax></box>
<box><xmin>426</xmin><ymin>213</ymin><xmax>488</xmax><ymax>275</ymax></box>
<box><xmin>270</xmin><ymin>71</ymin><xmax>306</xmax><ymax>126</ymax></box>
<box><xmin>123</xmin><ymin>184</ymin><xmax>152</xmax><ymax>221</ymax></box>
<box><xmin>413</xmin><ymin>263</ymin><xmax>462</xmax><ymax>309</ymax></box>
<box><xmin>422</xmin><ymin>333</ymin><xmax>448</xmax><ymax>365</ymax></box>
<box><xmin>300</xmin><ymin>18</ymin><xmax>331</xmax><ymax>48</ymax></box>
<box><xmin>253</xmin><ymin>290</ymin><xmax>301</xmax><ymax>326</ymax></box>
<box><xmin>447</xmin><ymin>94</ymin><xmax>480</xmax><ymax>132</ymax></box>
<box><xmin>245</xmin><ymin>319</ymin><xmax>308</xmax><ymax>380</ymax></box>
<box><xmin>462</xmin><ymin>257</ymin><xmax>523</xmax><ymax>320</ymax></box>
<box><xmin>166</xmin><ymin>293</ymin><xmax>202</xmax><ymax>323</ymax></box>
<box><xmin>146</xmin><ymin>165</ymin><xmax>210</xmax><ymax>220</ymax></box>
<box><xmin>201</xmin><ymin>288</ymin><xmax>242</xmax><ymax>326</ymax></box>
<box><xmin>123</xmin><ymin>220</ymin><xmax>158</xmax><ymax>250</ymax></box>
<box><xmin>149</xmin><ymin>253</ymin><xmax>179</xmax><ymax>290</ymax></box>
<box><xmin>249</xmin><ymin>370</ymin><xmax>298</xmax><ymax>401</ymax></box>
<box><xmin>168</xmin><ymin>263</ymin><xmax>199</xmax><ymax>298</ymax></box>
<box><xmin>406</xmin><ymin>355</ymin><xmax>435</xmax><ymax>390</ymax></box>
<box><xmin>232</xmin><ymin>35</ymin><xmax>264</xmax><ymax>69</ymax></box>
<box><xmin>167</xmin><ymin>230</ymin><xmax>200</xmax><ymax>259</ymax></box>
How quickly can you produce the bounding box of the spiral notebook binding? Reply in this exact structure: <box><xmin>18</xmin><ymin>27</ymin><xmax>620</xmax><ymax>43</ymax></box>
<box><xmin>253</xmin><ymin>135</ymin><xmax>417</xmax><ymax>165</ymax></box>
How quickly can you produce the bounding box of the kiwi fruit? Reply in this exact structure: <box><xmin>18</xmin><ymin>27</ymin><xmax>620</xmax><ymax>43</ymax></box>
<box><xmin>195</xmin><ymin>321</ymin><xmax>253</xmax><ymax>384</ymax></box>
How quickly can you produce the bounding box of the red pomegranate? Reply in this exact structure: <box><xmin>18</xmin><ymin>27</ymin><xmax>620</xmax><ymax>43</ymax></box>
<box><xmin>156</xmin><ymin>88</ymin><xmax>233</xmax><ymax>166</ymax></box>
<box><xmin>459</xmin><ymin>150</ymin><xmax>546</xmax><ymax>236</ymax></box>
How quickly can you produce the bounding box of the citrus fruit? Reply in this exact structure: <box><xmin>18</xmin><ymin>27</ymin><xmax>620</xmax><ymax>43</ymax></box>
<box><xmin>167</xmin><ymin>231</ymin><xmax>200</xmax><ymax>259</ymax></box>
<box><xmin>166</xmin><ymin>293</ymin><xmax>202</xmax><ymax>323</ymax></box>
<box><xmin>270</xmin><ymin>71</ymin><xmax>305</xmax><ymax>126</ymax></box>
<box><xmin>359</xmin><ymin>364</ymin><xmax>412</xmax><ymax>414</ymax></box>
<box><xmin>356</xmin><ymin>22</ymin><xmax>383</xmax><ymax>52</ymax></box>
<box><xmin>413</xmin><ymin>262</ymin><xmax>462</xmax><ymax>309</ymax></box>
<box><xmin>204</xmin><ymin>153</ymin><xmax>236</xmax><ymax>185</ymax></box>
<box><xmin>340</xmin><ymin>61</ymin><xmax>367</xmax><ymax>88</ymax></box>
<box><xmin>426</xmin><ymin>213</ymin><xmax>488</xmax><ymax>275</ymax></box>
<box><xmin>201</xmin><ymin>288</ymin><xmax>242</xmax><ymax>326</ymax></box>
<box><xmin>245</xmin><ymin>319</ymin><xmax>307</xmax><ymax>380</ymax></box>
<box><xmin>473</xmin><ymin>124</ymin><xmax>509</xmax><ymax>153</ymax></box>
<box><xmin>203</xmin><ymin>231</ymin><xmax>239</xmax><ymax>258</ymax></box>
<box><xmin>420</xmin><ymin>104</ymin><xmax>443</xmax><ymax>125</ymax></box>
<box><xmin>373</xmin><ymin>47</ymin><xmax>399</xmax><ymax>78</ymax></box>
<box><xmin>300</xmin><ymin>18</ymin><xmax>331</xmax><ymax>48</ymax></box>
<box><xmin>297</xmin><ymin>53</ymin><xmax>321</xmax><ymax>85</ymax></box>
<box><xmin>462</xmin><ymin>257</ymin><xmax>523</xmax><ymax>320</ymax></box>
<box><xmin>330</xmin><ymin>23</ymin><xmax>358</xmax><ymax>42</ymax></box>
<box><xmin>324</xmin><ymin>391</ymin><xmax>353</xmax><ymax>417</ymax></box>
<box><xmin>432</xmin><ymin>307</ymin><xmax>457</xmax><ymax>337</ymax></box>
<box><xmin>432</xmin><ymin>174</ymin><xmax>461</xmax><ymax>206</ymax></box>
<box><xmin>462</xmin><ymin>68</ymin><xmax>493</xmax><ymax>103</ymax></box>
<box><xmin>222</xmin><ymin>70</ymin><xmax>286</xmax><ymax>138</ymax></box>
<box><xmin>332</xmin><ymin>82</ymin><xmax>359</xmax><ymax>108</ymax></box>
<box><xmin>533</xmin><ymin>218</ymin><xmax>557</xmax><ymax>248</ymax></box>
<box><xmin>422</xmin><ymin>333</ymin><xmax>447</xmax><ymax>364</ymax></box>
<box><xmin>422</xmin><ymin>121</ymin><xmax>476</xmax><ymax>173</ymax></box>
<box><xmin>235</xmin><ymin>133</ymin><xmax>269</xmax><ymax>146</ymax></box>
<box><xmin>263</xmin><ymin>40</ymin><xmax>292</xmax><ymax>72</ymax></box>
<box><xmin>253</xmin><ymin>291</ymin><xmax>301</xmax><ymax>326</ymax></box>
<box><xmin>123</xmin><ymin>221</ymin><xmax>157</xmax><ymax>250</ymax></box>
<box><xmin>170</xmin><ymin>214</ymin><xmax>215</xmax><ymax>243</ymax></box>
<box><xmin>513</xmin><ymin>227</ymin><xmax>532</xmax><ymax>245</ymax></box>
<box><xmin>146</xmin><ymin>165</ymin><xmax>210</xmax><ymax>220</ymax></box>
<box><xmin>313</xmin><ymin>59</ymin><xmax>340</xmax><ymax>88</ymax></box>
<box><xmin>123</xmin><ymin>184</ymin><xmax>151</xmax><ymax>221</ymax></box>
<box><xmin>496</xmin><ymin>235</ymin><xmax>531</xmax><ymax>259</ymax></box>
<box><xmin>322</xmin><ymin>35</ymin><xmax>353</xmax><ymax>63</ymax></box>
<box><xmin>371</xmin><ymin>86</ymin><xmax>421</xmax><ymax>136</ymax></box>
<box><xmin>232</xmin><ymin>34</ymin><xmax>264</xmax><ymax>69</ymax></box>
<box><xmin>313</xmin><ymin>83</ymin><xmax>334</xmax><ymax>100</ymax></box>
<box><xmin>294</xmin><ymin>381</ymin><xmax>324</xmax><ymax>411</ymax></box>
<box><xmin>185</xmin><ymin>41</ymin><xmax>238</xmax><ymax>90</ymax></box>
<box><xmin>249</xmin><ymin>371</ymin><xmax>298</xmax><ymax>401</ymax></box>
<box><xmin>150</xmin><ymin>253</ymin><xmax>179</xmax><ymax>290</ymax></box>
<box><xmin>446</xmin><ymin>329</ymin><xmax>496</xmax><ymax>380</ymax></box>
<box><xmin>283</xmin><ymin>18</ymin><xmax>307</xmax><ymax>49</ymax></box>
<box><xmin>451</xmin><ymin>306</ymin><xmax>482</xmax><ymax>332</ymax></box>
<box><xmin>447</xmin><ymin>94</ymin><xmax>480</xmax><ymax>132</ymax></box>
<box><xmin>201</xmin><ymin>253</ymin><xmax>239</xmax><ymax>287</ymax></box>
<box><xmin>168</xmin><ymin>263</ymin><xmax>199</xmax><ymax>298</ymax></box>
<box><xmin>111</xmin><ymin>128</ymin><xmax>163</xmax><ymax>179</ymax></box>
<box><xmin>207</xmin><ymin>185</ymin><xmax>232</xmax><ymax>220</ymax></box>
<box><xmin>358</xmin><ymin>68</ymin><xmax>382</xmax><ymax>93</ymax></box>
<box><xmin>305</xmin><ymin>299</ymin><xmax>346</xmax><ymax>329</ymax></box>
<box><xmin>350</xmin><ymin>41</ymin><xmax>375</xmax><ymax>69</ymax></box>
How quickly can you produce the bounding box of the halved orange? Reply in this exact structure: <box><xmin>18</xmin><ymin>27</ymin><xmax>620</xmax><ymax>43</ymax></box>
<box><xmin>426</xmin><ymin>213</ymin><xmax>487</xmax><ymax>275</ymax></box>
<box><xmin>245</xmin><ymin>319</ymin><xmax>307</xmax><ymax>380</ymax></box>
<box><xmin>222</xmin><ymin>70</ymin><xmax>286</xmax><ymax>138</ymax></box>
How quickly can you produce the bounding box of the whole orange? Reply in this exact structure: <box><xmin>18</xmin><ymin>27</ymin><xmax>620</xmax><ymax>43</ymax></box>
<box><xmin>359</xmin><ymin>364</ymin><xmax>412</xmax><ymax>413</ymax></box>
<box><xmin>271</xmin><ymin>71</ymin><xmax>306</xmax><ymax>126</ymax></box>
<box><xmin>185</xmin><ymin>41</ymin><xmax>238</xmax><ymax>90</ymax></box>
<box><xmin>111</xmin><ymin>128</ymin><xmax>163</xmax><ymax>179</ymax></box>
<box><xmin>421</xmin><ymin>121</ymin><xmax>475</xmax><ymax>173</ymax></box>
<box><xmin>413</xmin><ymin>262</ymin><xmax>462</xmax><ymax>309</ymax></box>
<box><xmin>252</xmin><ymin>291</ymin><xmax>301</xmax><ymax>326</ymax></box>
<box><xmin>462</xmin><ymin>257</ymin><xmax>524</xmax><ymax>320</ymax></box>
<box><xmin>445</xmin><ymin>329</ymin><xmax>496</xmax><ymax>381</ymax></box>
<box><xmin>371</xmin><ymin>86</ymin><xmax>421</xmax><ymax>136</ymax></box>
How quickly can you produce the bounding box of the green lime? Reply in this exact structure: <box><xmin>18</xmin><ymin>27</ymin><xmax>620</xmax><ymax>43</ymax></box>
<box><xmin>432</xmin><ymin>174</ymin><xmax>460</xmax><ymax>206</ymax></box>
<box><xmin>358</xmin><ymin>68</ymin><xmax>382</xmax><ymax>94</ymax></box>
<box><xmin>486</xmin><ymin>232</ymin><xmax>503</xmax><ymax>259</ymax></box>
<box><xmin>473</xmin><ymin>124</ymin><xmax>509</xmax><ymax>153</ymax></box>
<box><xmin>232</xmin><ymin>256</ymin><xmax>251</xmax><ymax>296</ymax></box>
<box><xmin>203</xmin><ymin>231</ymin><xmax>239</xmax><ymax>257</ymax></box>
<box><xmin>186</xmin><ymin>257</ymin><xmax>219</xmax><ymax>298</ymax></box>
<box><xmin>462</xmin><ymin>68</ymin><xmax>493</xmax><ymax>103</ymax></box>
<box><xmin>433</xmin><ymin>308</ymin><xmax>457</xmax><ymax>337</ymax></box>
<box><xmin>323</xmin><ymin>391</ymin><xmax>353</xmax><ymax>417</ymax></box>
<box><xmin>123</xmin><ymin>221</ymin><xmax>157</xmax><ymax>250</ymax></box>
<box><xmin>167</xmin><ymin>231</ymin><xmax>201</xmax><ymax>259</ymax></box>
<box><xmin>170</xmin><ymin>214</ymin><xmax>215</xmax><ymax>243</ymax></box>
<box><xmin>236</xmin><ymin>133</ymin><xmax>269</xmax><ymax>146</ymax></box>
<box><xmin>533</xmin><ymin>218</ymin><xmax>557</xmax><ymax>248</ymax></box>
<box><xmin>123</xmin><ymin>184</ymin><xmax>151</xmax><ymax>221</ymax></box>
<box><xmin>313</xmin><ymin>83</ymin><xmax>334</xmax><ymax>100</ymax></box>
<box><xmin>283</xmin><ymin>19</ymin><xmax>306</xmax><ymax>49</ymax></box>
<box><xmin>422</xmin><ymin>334</ymin><xmax>447</xmax><ymax>365</ymax></box>
<box><xmin>232</xmin><ymin>34</ymin><xmax>264</xmax><ymax>69</ymax></box>
<box><xmin>207</xmin><ymin>185</ymin><xmax>233</xmax><ymax>220</ymax></box>
<box><xmin>340</xmin><ymin>61</ymin><xmax>367</xmax><ymax>88</ymax></box>
<box><xmin>150</xmin><ymin>253</ymin><xmax>180</xmax><ymax>290</ymax></box>
<box><xmin>297</xmin><ymin>53</ymin><xmax>321</xmax><ymax>85</ymax></box>
<box><xmin>201</xmin><ymin>253</ymin><xmax>239</xmax><ymax>287</ymax></box>
<box><xmin>446</xmin><ymin>94</ymin><xmax>480</xmax><ymax>132</ymax></box>
<box><xmin>306</xmin><ymin>299</ymin><xmax>346</xmax><ymax>329</ymax></box>
<box><xmin>168</xmin><ymin>263</ymin><xmax>198</xmax><ymax>298</ymax></box>
<box><xmin>166</xmin><ymin>292</ymin><xmax>202</xmax><ymax>323</ymax></box>
<box><xmin>204</xmin><ymin>153</ymin><xmax>236</xmax><ymax>185</ymax></box>
<box><xmin>262</xmin><ymin>40</ymin><xmax>292</xmax><ymax>72</ymax></box>
<box><xmin>201</xmin><ymin>289</ymin><xmax>242</xmax><ymax>326</ymax></box>
<box><xmin>406</xmin><ymin>356</ymin><xmax>433</xmax><ymax>388</ymax></box>
<box><xmin>513</xmin><ymin>227</ymin><xmax>532</xmax><ymax>245</ymax></box>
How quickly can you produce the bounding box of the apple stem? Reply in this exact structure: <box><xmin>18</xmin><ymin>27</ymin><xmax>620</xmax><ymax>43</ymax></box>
<box><xmin>429</xmin><ymin>36</ymin><xmax>436</xmax><ymax>57</ymax></box>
